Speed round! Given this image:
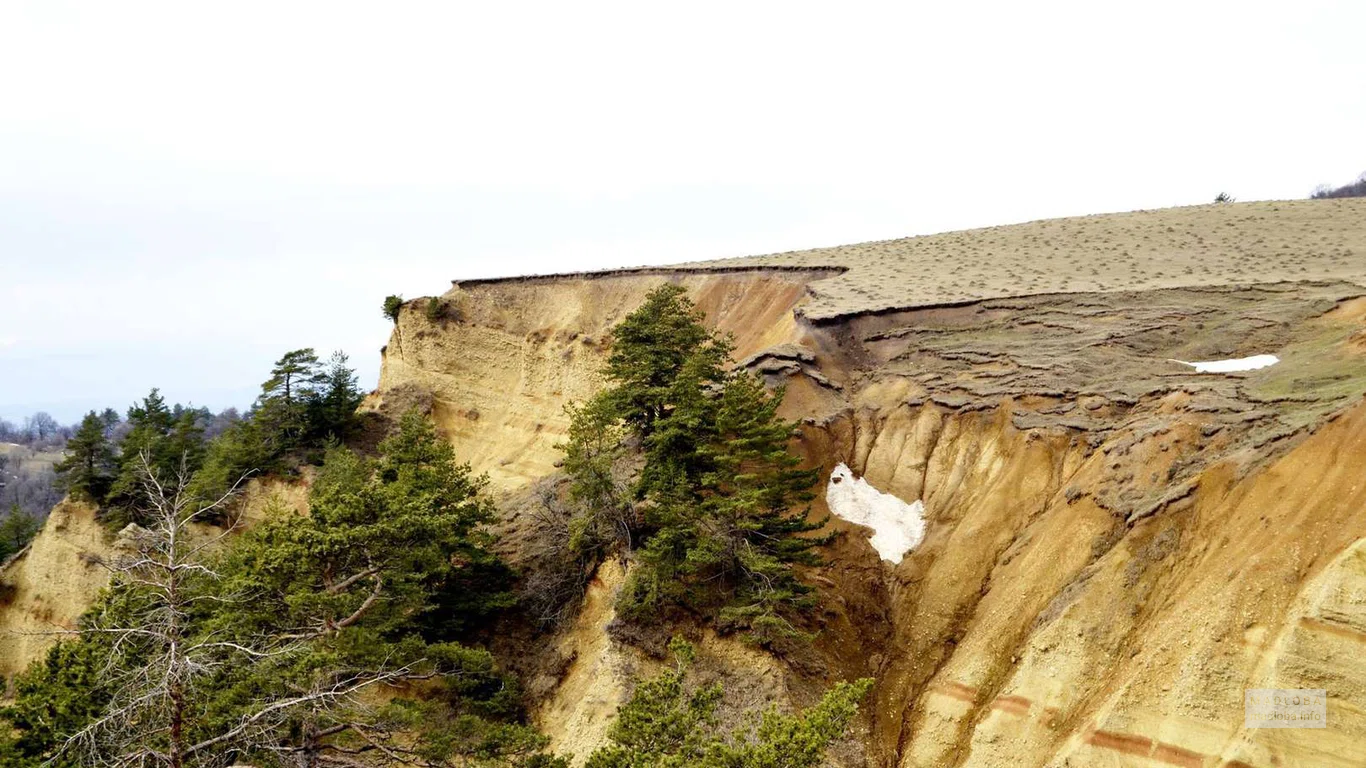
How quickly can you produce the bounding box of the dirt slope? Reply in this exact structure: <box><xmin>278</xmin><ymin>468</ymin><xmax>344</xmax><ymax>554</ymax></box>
<box><xmin>0</xmin><ymin>478</ymin><xmax>311</xmax><ymax>690</ymax></box>
<box><xmin>0</xmin><ymin>499</ymin><xmax>112</xmax><ymax>686</ymax></box>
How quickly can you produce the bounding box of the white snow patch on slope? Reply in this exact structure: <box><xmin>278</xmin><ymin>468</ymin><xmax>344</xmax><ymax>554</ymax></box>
<box><xmin>826</xmin><ymin>463</ymin><xmax>925</xmax><ymax>564</ymax></box>
<box><xmin>1168</xmin><ymin>354</ymin><xmax>1280</xmax><ymax>373</ymax></box>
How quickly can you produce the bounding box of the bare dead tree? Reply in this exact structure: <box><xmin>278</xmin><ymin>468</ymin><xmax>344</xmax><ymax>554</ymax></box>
<box><xmin>47</xmin><ymin>454</ymin><xmax>410</xmax><ymax>768</ymax></box>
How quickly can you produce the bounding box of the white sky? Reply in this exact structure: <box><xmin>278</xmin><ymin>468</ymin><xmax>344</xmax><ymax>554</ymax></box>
<box><xmin>1</xmin><ymin>1</ymin><xmax>1363</xmax><ymax>423</ymax></box>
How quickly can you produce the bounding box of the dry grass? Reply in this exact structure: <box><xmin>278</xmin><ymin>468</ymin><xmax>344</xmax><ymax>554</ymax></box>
<box><xmin>673</xmin><ymin>199</ymin><xmax>1366</xmax><ymax>320</ymax></box>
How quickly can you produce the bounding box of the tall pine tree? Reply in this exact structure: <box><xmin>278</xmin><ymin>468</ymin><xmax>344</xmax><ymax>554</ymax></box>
<box><xmin>563</xmin><ymin>284</ymin><xmax>825</xmax><ymax>645</ymax></box>
<box><xmin>54</xmin><ymin>412</ymin><xmax>116</xmax><ymax>503</ymax></box>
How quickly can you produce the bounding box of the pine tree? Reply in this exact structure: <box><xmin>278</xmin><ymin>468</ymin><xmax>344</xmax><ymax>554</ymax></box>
<box><xmin>563</xmin><ymin>285</ymin><xmax>825</xmax><ymax>645</ymax></box>
<box><xmin>105</xmin><ymin>390</ymin><xmax>210</xmax><ymax>520</ymax></box>
<box><xmin>304</xmin><ymin>350</ymin><xmax>365</xmax><ymax>442</ymax></box>
<box><xmin>254</xmin><ymin>348</ymin><xmax>324</xmax><ymax>451</ymax></box>
<box><xmin>200</xmin><ymin>408</ymin><xmax>541</xmax><ymax>764</ymax></box>
<box><xmin>604</xmin><ymin>284</ymin><xmax>730</xmax><ymax>439</ymax></box>
<box><xmin>701</xmin><ymin>374</ymin><xmax>825</xmax><ymax>642</ymax></box>
<box><xmin>2</xmin><ymin>414</ymin><xmax>560</xmax><ymax>767</ymax></box>
<box><xmin>53</xmin><ymin>412</ymin><xmax>116</xmax><ymax>503</ymax></box>
<box><xmin>0</xmin><ymin>504</ymin><xmax>42</xmax><ymax>561</ymax></box>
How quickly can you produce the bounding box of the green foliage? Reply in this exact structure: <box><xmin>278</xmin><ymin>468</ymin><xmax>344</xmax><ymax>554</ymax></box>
<box><xmin>198</xmin><ymin>409</ymin><xmax>534</xmax><ymax>763</ymax></box>
<box><xmin>53</xmin><ymin>411</ymin><xmax>116</xmax><ymax>502</ymax></box>
<box><xmin>384</xmin><ymin>294</ymin><xmax>405</xmax><ymax>323</ymax></box>
<box><xmin>560</xmin><ymin>393</ymin><xmax>634</xmax><ymax>559</ymax></box>
<box><xmin>426</xmin><ymin>296</ymin><xmax>446</xmax><ymax>321</ymax></box>
<box><xmin>103</xmin><ymin>389</ymin><xmax>184</xmax><ymax>513</ymax></box>
<box><xmin>183</xmin><ymin>417</ymin><xmax>273</xmax><ymax>511</ymax></box>
<box><xmin>1</xmin><ymin>410</ymin><xmax>552</xmax><ymax>766</ymax></box>
<box><xmin>0</xmin><ymin>638</ymin><xmax>107</xmax><ymax>767</ymax></box>
<box><xmin>584</xmin><ymin>639</ymin><xmax>871</xmax><ymax>768</ymax></box>
<box><xmin>562</xmin><ymin>284</ymin><xmax>824</xmax><ymax>644</ymax></box>
<box><xmin>604</xmin><ymin>284</ymin><xmax>730</xmax><ymax>438</ymax></box>
<box><xmin>217</xmin><ymin>409</ymin><xmax>510</xmax><ymax>642</ymax></box>
<box><xmin>253</xmin><ymin>347</ymin><xmax>324</xmax><ymax>446</ymax></box>
<box><xmin>0</xmin><ymin>504</ymin><xmax>41</xmax><ymax>562</ymax></box>
<box><xmin>307</xmin><ymin>350</ymin><xmax>366</xmax><ymax>443</ymax></box>
<box><xmin>186</xmin><ymin>349</ymin><xmax>364</xmax><ymax>510</ymax></box>
<box><xmin>0</xmin><ymin>587</ymin><xmax>149</xmax><ymax>765</ymax></box>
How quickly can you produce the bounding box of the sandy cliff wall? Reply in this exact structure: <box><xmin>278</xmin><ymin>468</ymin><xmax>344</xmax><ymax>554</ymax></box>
<box><xmin>0</xmin><ymin>499</ymin><xmax>113</xmax><ymax>686</ymax></box>
<box><xmin>372</xmin><ymin>270</ymin><xmax>830</xmax><ymax>490</ymax></box>
<box><xmin>0</xmin><ymin>478</ymin><xmax>311</xmax><ymax>689</ymax></box>
<box><xmin>375</xmin><ymin>269</ymin><xmax>1366</xmax><ymax>767</ymax></box>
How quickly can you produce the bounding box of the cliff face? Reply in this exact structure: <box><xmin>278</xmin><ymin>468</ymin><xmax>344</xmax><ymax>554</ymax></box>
<box><xmin>374</xmin><ymin>262</ymin><xmax>1366</xmax><ymax>767</ymax></box>
<box><xmin>0</xmin><ymin>478</ymin><xmax>310</xmax><ymax>689</ymax></box>
<box><xmin>369</xmin><ymin>269</ymin><xmax>831</xmax><ymax>490</ymax></box>
<box><xmin>0</xmin><ymin>499</ymin><xmax>113</xmax><ymax>684</ymax></box>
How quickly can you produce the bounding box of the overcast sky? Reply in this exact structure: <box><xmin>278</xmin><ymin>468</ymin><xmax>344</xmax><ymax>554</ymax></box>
<box><xmin>2</xmin><ymin>1</ymin><xmax>1363</xmax><ymax>423</ymax></box>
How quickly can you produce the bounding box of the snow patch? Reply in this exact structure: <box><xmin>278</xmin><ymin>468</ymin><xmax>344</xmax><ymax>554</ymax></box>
<box><xmin>1168</xmin><ymin>354</ymin><xmax>1280</xmax><ymax>373</ymax></box>
<box><xmin>826</xmin><ymin>463</ymin><xmax>926</xmax><ymax>564</ymax></box>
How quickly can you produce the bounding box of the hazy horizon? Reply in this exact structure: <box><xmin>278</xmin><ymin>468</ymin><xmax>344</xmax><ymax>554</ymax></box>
<box><xmin>3</xmin><ymin>1</ymin><xmax>1363</xmax><ymax>423</ymax></box>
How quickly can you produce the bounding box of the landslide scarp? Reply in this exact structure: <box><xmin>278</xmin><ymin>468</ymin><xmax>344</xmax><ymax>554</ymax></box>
<box><xmin>367</xmin><ymin>199</ymin><xmax>1366</xmax><ymax>767</ymax></box>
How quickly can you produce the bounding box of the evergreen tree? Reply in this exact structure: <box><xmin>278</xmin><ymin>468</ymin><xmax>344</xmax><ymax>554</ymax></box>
<box><xmin>563</xmin><ymin>285</ymin><xmax>824</xmax><ymax>644</ymax></box>
<box><xmin>105</xmin><ymin>389</ymin><xmax>176</xmax><ymax>510</ymax></box>
<box><xmin>305</xmin><ymin>350</ymin><xmax>366</xmax><ymax>443</ymax></box>
<box><xmin>383</xmin><ymin>294</ymin><xmax>404</xmax><ymax>323</ymax></box>
<box><xmin>53</xmin><ymin>412</ymin><xmax>116</xmax><ymax>502</ymax></box>
<box><xmin>0</xmin><ymin>606</ymin><xmax>124</xmax><ymax>767</ymax></box>
<box><xmin>604</xmin><ymin>284</ymin><xmax>730</xmax><ymax>439</ymax></box>
<box><xmin>98</xmin><ymin>408</ymin><xmax>121</xmax><ymax>435</ymax></box>
<box><xmin>184</xmin><ymin>349</ymin><xmax>362</xmax><ymax>511</ymax></box>
<box><xmin>183</xmin><ymin>418</ymin><xmax>273</xmax><ymax>513</ymax></box>
<box><xmin>2</xmin><ymin>412</ymin><xmax>557</xmax><ymax>767</ymax></box>
<box><xmin>254</xmin><ymin>348</ymin><xmax>324</xmax><ymax>450</ymax></box>
<box><xmin>560</xmin><ymin>392</ymin><xmax>635</xmax><ymax>558</ymax></box>
<box><xmin>199</xmin><ymin>409</ymin><xmax>538</xmax><ymax>764</ymax></box>
<box><xmin>0</xmin><ymin>504</ymin><xmax>42</xmax><ymax>561</ymax></box>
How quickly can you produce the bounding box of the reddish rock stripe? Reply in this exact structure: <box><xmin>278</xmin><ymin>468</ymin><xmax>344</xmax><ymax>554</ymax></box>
<box><xmin>930</xmin><ymin>680</ymin><xmax>979</xmax><ymax>703</ymax></box>
<box><xmin>1086</xmin><ymin>729</ymin><xmax>1154</xmax><ymax>757</ymax></box>
<box><xmin>989</xmin><ymin>694</ymin><xmax>1032</xmax><ymax>716</ymax></box>
<box><xmin>1086</xmin><ymin>729</ymin><xmax>1215</xmax><ymax>768</ymax></box>
<box><xmin>1152</xmin><ymin>741</ymin><xmax>1206</xmax><ymax>768</ymax></box>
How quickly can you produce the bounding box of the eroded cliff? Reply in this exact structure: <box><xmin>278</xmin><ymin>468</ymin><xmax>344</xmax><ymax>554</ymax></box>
<box><xmin>6</xmin><ymin>202</ymin><xmax>1366</xmax><ymax>766</ymax></box>
<box><xmin>371</xmin><ymin>250</ymin><xmax>1366</xmax><ymax>767</ymax></box>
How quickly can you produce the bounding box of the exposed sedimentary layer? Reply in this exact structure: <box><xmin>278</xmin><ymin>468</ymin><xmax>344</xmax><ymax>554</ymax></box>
<box><xmin>370</xmin><ymin>255</ymin><xmax>1366</xmax><ymax>766</ymax></box>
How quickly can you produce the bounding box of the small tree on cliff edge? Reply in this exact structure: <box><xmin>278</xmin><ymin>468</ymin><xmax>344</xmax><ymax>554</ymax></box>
<box><xmin>383</xmin><ymin>294</ymin><xmax>404</xmax><ymax>323</ymax></box>
<box><xmin>54</xmin><ymin>412</ymin><xmax>117</xmax><ymax>502</ymax></box>
<box><xmin>563</xmin><ymin>284</ymin><xmax>824</xmax><ymax>646</ymax></box>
